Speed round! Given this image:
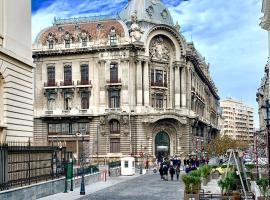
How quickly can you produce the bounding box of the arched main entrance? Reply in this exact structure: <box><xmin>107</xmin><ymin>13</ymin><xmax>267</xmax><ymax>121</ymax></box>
<box><xmin>155</xmin><ymin>131</ymin><xmax>170</xmax><ymax>160</ymax></box>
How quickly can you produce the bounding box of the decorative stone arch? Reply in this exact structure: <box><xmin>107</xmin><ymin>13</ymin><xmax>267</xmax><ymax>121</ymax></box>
<box><xmin>145</xmin><ymin>25</ymin><xmax>186</xmax><ymax>60</ymax></box>
<box><xmin>151</xmin><ymin>120</ymin><xmax>179</xmax><ymax>158</ymax></box>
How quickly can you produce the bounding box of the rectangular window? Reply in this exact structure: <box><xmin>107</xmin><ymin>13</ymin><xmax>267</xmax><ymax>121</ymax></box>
<box><xmin>81</xmin><ymin>92</ymin><xmax>89</xmax><ymax>109</ymax></box>
<box><xmin>110</xmin><ymin>35</ymin><xmax>117</xmax><ymax>45</ymax></box>
<box><xmin>151</xmin><ymin>94</ymin><xmax>166</xmax><ymax>109</ymax></box>
<box><xmin>110</xmin><ymin>138</ymin><xmax>120</xmax><ymax>153</ymax></box>
<box><xmin>47</xmin><ymin>66</ymin><xmax>55</xmax><ymax>86</ymax></box>
<box><xmin>61</xmin><ymin>123</ymin><xmax>70</xmax><ymax>134</ymax></box>
<box><xmin>151</xmin><ymin>69</ymin><xmax>154</xmax><ymax>86</ymax></box>
<box><xmin>64</xmin><ymin>93</ymin><xmax>72</xmax><ymax>110</ymax></box>
<box><xmin>48</xmin><ymin>41</ymin><xmax>54</xmax><ymax>49</ymax></box>
<box><xmin>82</xmin><ymin>38</ymin><xmax>87</xmax><ymax>47</ymax></box>
<box><xmin>156</xmin><ymin>70</ymin><xmax>163</xmax><ymax>86</ymax></box>
<box><xmin>64</xmin><ymin>65</ymin><xmax>72</xmax><ymax>85</ymax></box>
<box><xmin>65</xmin><ymin>40</ymin><xmax>70</xmax><ymax>48</ymax></box>
<box><xmin>125</xmin><ymin>161</ymin><xmax>129</xmax><ymax>168</ymax></box>
<box><xmin>80</xmin><ymin>64</ymin><xmax>89</xmax><ymax>85</ymax></box>
<box><xmin>110</xmin><ymin>63</ymin><xmax>118</xmax><ymax>83</ymax></box>
<box><xmin>156</xmin><ymin>94</ymin><xmax>163</xmax><ymax>108</ymax></box>
<box><xmin>109</xmin><ymin>90</ymin><xmax>120</xmax><ymax>108</ymax></box>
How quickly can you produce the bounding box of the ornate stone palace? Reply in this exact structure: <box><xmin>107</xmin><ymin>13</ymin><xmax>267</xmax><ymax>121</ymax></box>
<box><xmin>33</xmin><ymin>0</ymin><xmax>220</xmax><ymax>161</ymax></box>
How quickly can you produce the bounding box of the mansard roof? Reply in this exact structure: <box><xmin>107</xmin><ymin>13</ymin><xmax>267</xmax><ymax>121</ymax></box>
<box><xmin>36</xmin><ymin>18</ymin><xmax>125</xmax><ymax>45</ymax></box>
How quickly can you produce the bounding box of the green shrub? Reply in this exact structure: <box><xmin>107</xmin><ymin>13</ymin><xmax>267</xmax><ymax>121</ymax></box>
<box><xmin>200</xmin><ymin>165</ymin><xmax>212</xmax><ymax>178</ymax></box>
<box><xmin>245</xmin><ymin>164</ymin><xmax>255</xmax><ymax>172</ymax></box>
<box><xmin>256</xmin><ymin>178</ymin><xmax>269</xmax><ymax>198</ymax></box>
<box><xmin>189</xmin><ymin>169</ymin><xmax>201</xmax><ymax>178</ymax></box>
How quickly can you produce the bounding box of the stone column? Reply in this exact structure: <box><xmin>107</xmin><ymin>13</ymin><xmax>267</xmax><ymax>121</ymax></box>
<box><xmin>98</xmin><ymin>60</ymin><xmax>106</xmax><ymax>110</ymax></box>
<box><xmin>174</xmin><ymin>62</ymin><xmax>181</xmax><ymax>109</ymax></box>
<box><xmin>129</xmin><ymin>60</ymin><xmax>136</xmax><ymax>111</ymax></box>
<box><xmin>143</xmin><ymin>61</ymin><xmax>150</xmax><ymax>107</ymax></box>
<box><xmin>121</xmin><ymin>59</ymin><xmax>129</xmax><ymax>107</ymax></box>
<box><xmin>136</xmin><ymin>60</ymin><xmax>143</xmax><ymax>107</ymax></box>
<box><xmin>181</xmin><ymin>66</ymin><xmax>187</xmax><ymax>108</ymax></box>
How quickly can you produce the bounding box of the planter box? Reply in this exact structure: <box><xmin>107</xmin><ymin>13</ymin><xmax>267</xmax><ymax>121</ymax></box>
<box><xmin>184</xmin><ymin>193</ymin><xmax>199</xmax><ymax>200</ymax></box>
<box><xmin>257</xmin><ymin>197</ymin><xmax>265</xmax><ymax>200</ymax></box>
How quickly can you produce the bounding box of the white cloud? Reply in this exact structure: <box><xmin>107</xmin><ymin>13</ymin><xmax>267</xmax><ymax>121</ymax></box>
<box><xmin>169</xmin><ymin>0</ymin><xmax>268</xmax><ymax>127</ymax></box>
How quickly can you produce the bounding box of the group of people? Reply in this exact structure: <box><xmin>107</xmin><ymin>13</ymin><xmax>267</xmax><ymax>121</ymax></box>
<box><xmin>157</xmin><ymin>157</ymin><xmax>210</xmax><ymax>179</ymax></box>
<box><xmin>158</xmin><ymin>158</ymin><xmax>181</xmax><ymax>181</ymax></box>
<box><xmin>183</xmin><ymin>157</ymin><xmax>209</xmax><ymax>173</ymax></box>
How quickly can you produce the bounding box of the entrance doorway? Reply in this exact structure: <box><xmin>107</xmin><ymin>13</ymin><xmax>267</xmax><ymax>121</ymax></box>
<box><xmin>155</xmin><ymin>131</ymin><xmax>170</xmax><ymax>161</ymax></box>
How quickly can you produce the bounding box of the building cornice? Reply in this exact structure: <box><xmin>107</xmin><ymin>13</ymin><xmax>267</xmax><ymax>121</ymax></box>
<box><xmin>260</xmin><ymin>0</ymin><xmax>270</xmax><ymax>30</ymax></box>
<box><xmin>186</xmin><ymin>53</ymin><xmax>220</xmax><ymax>100</ymax></box>
<box><xmin>32</xmin><ymin>44</ymin><xmax>136</xmax><ymax>59</ymax></box>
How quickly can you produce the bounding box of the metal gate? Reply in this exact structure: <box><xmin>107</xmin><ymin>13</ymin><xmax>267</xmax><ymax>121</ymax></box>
<box><xmin>0</xmin><ymin>141</ymin><xmax>66</xmax><ymax>191</ymax></box>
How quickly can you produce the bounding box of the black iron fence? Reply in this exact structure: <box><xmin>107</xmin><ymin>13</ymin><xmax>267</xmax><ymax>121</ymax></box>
<box><xmin>0</xmin><ymin>141</ymin><xmax>66</xmax><ymax>191</ymax></box>
<box><xmin>108</xmin><ymin>161</ymin><xmax>121</xmax><ymax>169</ymax></box>
<box><xmin>75</xmin><ymin>165</ymin><xmax>99</xmax><ymax>177</ymax></box>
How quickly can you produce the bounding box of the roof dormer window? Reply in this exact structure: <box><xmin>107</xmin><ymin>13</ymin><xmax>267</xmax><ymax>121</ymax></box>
<box><xmin>110</xmin><ymin>27</ymin><xmax>117</xmax><ymax>45</ymax></box>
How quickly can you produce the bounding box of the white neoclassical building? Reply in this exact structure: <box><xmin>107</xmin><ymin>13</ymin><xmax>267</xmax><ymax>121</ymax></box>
<box><xmin>0</xmin><ymin>0</ymin><xmax>34</xmax><ymax>142</ymax></box>
<box><xmin>33</xmin><ymin>0</ymin><xmax>220</xmax><ymax>162</ymax></box>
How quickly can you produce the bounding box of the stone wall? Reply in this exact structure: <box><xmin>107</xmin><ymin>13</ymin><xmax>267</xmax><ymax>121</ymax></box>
<box><xmin>0</xmin><ymin>172</ymin><xmax>101</xmax><ymax>200</ymax></box>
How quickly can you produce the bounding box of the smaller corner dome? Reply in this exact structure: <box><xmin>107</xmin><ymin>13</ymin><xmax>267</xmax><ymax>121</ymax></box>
<box><xmin>119</xmin><ymin>0</ymin><xmax>174</xmax><ymax>27</ymax></box>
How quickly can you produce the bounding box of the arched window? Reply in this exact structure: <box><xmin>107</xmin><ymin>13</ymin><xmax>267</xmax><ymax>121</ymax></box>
<box><xmin>110</xmin><ymin>120</ymin><xmax>120</xmax><ymax>134</ymax></box>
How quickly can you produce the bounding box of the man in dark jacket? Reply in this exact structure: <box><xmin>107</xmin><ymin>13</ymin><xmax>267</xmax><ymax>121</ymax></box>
<box><xmin>163</xmin><ymin>165</ymin><xmax>168</xmax><ymax>181</ymax></box>
<box><xmin>159</xmin><ymin>165</ymin><xmax>164</xmax><ymax>180</ymax></box>
<box><xmin>169</xmin><ymin>166</ymin><xmax>175</xmax><ymax>181</ymax></box>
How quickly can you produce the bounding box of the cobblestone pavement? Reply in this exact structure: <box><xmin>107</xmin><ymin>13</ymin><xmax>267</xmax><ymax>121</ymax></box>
<box><xmin>79</xmin><ymin>173</ymin><xmax>184</xmax><ymax>200</ymax></box>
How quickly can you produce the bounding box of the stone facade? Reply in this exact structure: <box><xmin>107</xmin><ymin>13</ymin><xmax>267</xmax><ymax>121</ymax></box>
<box><xmin>0</xmin><ymin>0</ymin><xmax>34</xmax><ymax>142</ymax></box>
<box><xmin>257</xmin><ymin>0</ymin><xmax>270</xmax><ymax>131</ymax></box>
<box><xmin>220</xmin><ymin>98</ymin><xmax>254</xmax><ymax>142</ymax></box>
<box><xmin>33</xmin><ymin>0</ymin><xmax>219</xmax><ymax>161</ymax></box>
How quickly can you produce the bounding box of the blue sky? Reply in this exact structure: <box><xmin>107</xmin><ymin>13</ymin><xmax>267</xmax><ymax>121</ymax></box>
<box><xmin>32</xmin><ymin>0</ymin><xmax>268</xmax><ymax>127</ymax></box>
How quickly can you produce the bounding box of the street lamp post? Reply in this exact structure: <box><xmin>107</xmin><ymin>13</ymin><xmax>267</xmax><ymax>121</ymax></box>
<box><xmin>140</xmin><ymin>143</ymin><xmax>143</xmax><ymax>175</ymax></box>
<box><xmin>80</xmin><ymin>128</ymin><xmax>86</xmax><ymax>195</ymax></box>
<box><xmin>262</xmin><ymin>99</ymin><xmax>270</xmax><ymax>188</ymax></box>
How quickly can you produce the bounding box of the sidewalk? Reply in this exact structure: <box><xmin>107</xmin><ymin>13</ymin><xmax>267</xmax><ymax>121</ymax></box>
<box><xmin>38</xmin><ymin>173</ymin><xmax>141</xmax><ymax>200</ymax></box>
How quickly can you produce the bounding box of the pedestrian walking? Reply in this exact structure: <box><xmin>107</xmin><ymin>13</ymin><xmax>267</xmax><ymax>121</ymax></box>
<box><xmin>159</xmin><ymin>165</ymin><xmax>164</xmax><ymax>180</ymax></box>
<box><xmin>176</xmin><ymin>165</ymin><xmax>180</xmax><ymax>181</ymax></box>
<box><xmin>163</xmin><ymin>165</ymin><xmax>168</xmax><ymax>181</ymax></box>
<box><xmin>169</xmin><ymin>166</ymin><xmax>175</xmax><ymax>181</ymax></box>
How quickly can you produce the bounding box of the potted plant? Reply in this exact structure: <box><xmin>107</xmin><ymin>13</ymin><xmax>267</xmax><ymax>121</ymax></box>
<box><xmin>200</xmin><ymin>165</ymin><xmax>210</xmax><ymax>186</ymax></box>
<box><xmin>182</xmin><ymin>170</ymin><xmax>201</xmax><ymax>200</ymax></box>
<box><xmin>256</xmin><ymin>178</ymin><xmax>269</xmax><ymax>200</ymax></box>
<box><xmin>182</xmin><ymin>174</ymin><xmax>192</xmax><ymax>194</ymax></box>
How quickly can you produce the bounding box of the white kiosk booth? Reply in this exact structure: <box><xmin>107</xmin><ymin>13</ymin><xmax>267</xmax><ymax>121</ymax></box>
<box><xmin>121</xmin><ymin>156</ymin><xmax>135</xmax><ymax>176</ymax></box>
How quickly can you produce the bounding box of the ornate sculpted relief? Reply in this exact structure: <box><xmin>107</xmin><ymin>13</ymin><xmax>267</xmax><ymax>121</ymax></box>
<box><xmin>62</xmin><ymin>31</ymin><xmax>73</xmax><ymax>42</ymax></box>
<box><xmin>129</xmin><ymin>12</ymin><xmax>144</xmax><ymax>43</ymax></box>
<box><xmin>122</xmin><ymin>115</ymin><xmax>129</xmax><ymax>136</ymax></box>
<box><xmin>150</xmin><ymin>37</ymin><xmax>170</xmax><ymax>62</ymax></box>
<box><xmin>46</xmin><ymin>32</ymin><xmax>57</xmax><ymax>44</ymax></box>
<box><xmin>79</xmin><ymin>30</ymin><xmax>90</xmax><ymax>41</ymax></box>
<box><xmin>161</xmin><ymin>9</ymin><xmax>168</xmax><ymax>19</ymax></box>
<box><xmin>146</xmin><ymin>6</ymin><xmax>154</xmax><ymax>17</ymax></box>
<box><xmin>99</xmin><ymin>116</ymin><xmax>106</xmax><ymax>136</ymax></box>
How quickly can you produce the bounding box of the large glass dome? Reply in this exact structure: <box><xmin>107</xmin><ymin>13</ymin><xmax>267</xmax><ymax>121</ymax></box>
<box><xmin>118</xmin><ymin>0</ymin><xmax>174</xmax><ymax>27</ymax></box>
